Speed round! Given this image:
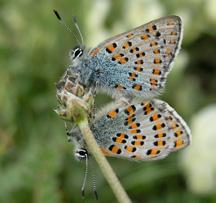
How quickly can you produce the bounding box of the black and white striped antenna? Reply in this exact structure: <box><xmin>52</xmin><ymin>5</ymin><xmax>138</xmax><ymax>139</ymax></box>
<box><xmin>72</xmin><ymin>16</ymin><xmax>84</xmax><ymax>45</ymax></box>
<box><xmin>92</xmin><ymin>173</ymin><xmax>98</xmax><ymax>200</ymax></box>
<box><xmin>53</xmin><ymin>10</ymin><xmax>84</xmax><ymax>46</ymax></box>
<box><xmin>81</xmin><ymin>152</ymin><xmax>89</xmax><ymax>198</ymax></box>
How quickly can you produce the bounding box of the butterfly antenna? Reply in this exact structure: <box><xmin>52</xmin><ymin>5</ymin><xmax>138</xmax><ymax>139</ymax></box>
<box><xmin>72</xmin><ymin>16</ymin><xmax>84</xmax><ymax>45</ymax></box>
<box><xmin>53</xmin><ymin>9</ymin><xmax>81</xmax><ymax>45</ymax></box>
<box><xmin>92</xmin><ymin>173</ymin><xmax>98</xmax><ymax>200</ymax></box>
<box><xmin>81</xmin><ymin>153</ymin><xmax>88</xmax><ymax>198</ymax></box>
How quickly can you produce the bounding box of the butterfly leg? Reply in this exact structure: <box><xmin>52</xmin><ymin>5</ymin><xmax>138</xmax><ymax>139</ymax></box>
<box><xmin>64</xmin><ymin>122</ymin><xmax>85</xmax><ymax>146</ymax></box>
<box><xmin>65</xmin><ymin>122</ymin><xmax>73</xmax><ymax>142</ymax></box>
<box><xmin>83</xmin><ymin>87</ymin><xmax>95</xmax><ymax>103</ymax></box>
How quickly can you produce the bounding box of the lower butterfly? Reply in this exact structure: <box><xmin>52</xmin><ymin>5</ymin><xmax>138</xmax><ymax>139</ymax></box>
<box><xmin>67</xmin><ymin>99</ymin><xmax>191</xmax><ymax>161</ymax></box>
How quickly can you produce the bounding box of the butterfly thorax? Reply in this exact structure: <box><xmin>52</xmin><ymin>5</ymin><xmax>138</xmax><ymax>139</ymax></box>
<box><xmin>68</xmin><ymin>48</ymin><xmax>100</xmax><ymax>88</ymax></box>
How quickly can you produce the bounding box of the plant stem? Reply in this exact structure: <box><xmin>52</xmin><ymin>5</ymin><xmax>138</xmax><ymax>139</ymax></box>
<box><xmin>78</xmin><ymin>118</ymin><xmax>132</xmax><ymax>203</ymax></box>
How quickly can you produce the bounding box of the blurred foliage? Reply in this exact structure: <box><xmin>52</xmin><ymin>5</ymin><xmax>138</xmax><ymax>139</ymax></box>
<box><xmin>0</xmin><ymin>0</ymin><xmax>216</xmax><ymax>203</ymax></box>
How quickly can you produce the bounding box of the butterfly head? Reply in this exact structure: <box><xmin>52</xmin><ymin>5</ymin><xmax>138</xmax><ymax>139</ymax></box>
<box><xmin>68</xmin><ymin>45</ymin><xmax>95</xmax><ymax>86</ymax></box>
<box><xmin>69</xmin><ymin>45</ymin><xmax>85</xmax><ymax>62</ymax></box>
<box><xmin>75</xmin><ymin>148</ymin><xmax>89</xmax><ymax>161</ymax></box>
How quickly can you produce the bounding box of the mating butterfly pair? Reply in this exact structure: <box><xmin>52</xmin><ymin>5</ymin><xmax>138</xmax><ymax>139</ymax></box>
<box><xmin>56</xmin><ymin>13</ymin><xmax>191</xmax><ymax>161</ymax></box>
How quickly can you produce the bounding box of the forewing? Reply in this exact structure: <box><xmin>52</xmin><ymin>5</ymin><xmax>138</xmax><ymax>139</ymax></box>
<box><xmin>91</xmin><ymin>99</ymin><xmax>191</xmax><ymax>161</ymax></box>
<box><xmin>90</xmin><ymin>16</ymin><xmax>182</xmax><ymax>98</ymax></box>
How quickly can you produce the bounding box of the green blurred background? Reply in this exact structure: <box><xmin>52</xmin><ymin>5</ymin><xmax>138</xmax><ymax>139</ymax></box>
<box><xmin>0</xmin><ymin>0</ymin><xmax>216</xmax><ymax>202</ymax></box>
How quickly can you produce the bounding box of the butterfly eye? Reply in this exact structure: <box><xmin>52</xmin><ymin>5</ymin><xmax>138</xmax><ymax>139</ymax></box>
<box><xmin>75</xmin><ymin>148</ymin><xmax>89</xmax><ymax>160</ymax></box>
<box><xmin>74</xmin><ymin>48</ymin><xmax>83</xmax><ymax>58</ymax></box>
<box><xmin>70</xmin><ymin>46</ymin><xmax>84</xmax><ymax>60</ymax></box>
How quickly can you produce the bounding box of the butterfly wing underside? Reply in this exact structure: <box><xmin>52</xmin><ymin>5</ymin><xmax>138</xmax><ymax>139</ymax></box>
<box><xmin>92</xmin><ymin>100</ymin><xmax>191</xmax><ymax>161</ymax></box>
<box><xmin>90</xmin><ymin>16</ymin><xmax>182</xmax><ymax>98</ymax></box>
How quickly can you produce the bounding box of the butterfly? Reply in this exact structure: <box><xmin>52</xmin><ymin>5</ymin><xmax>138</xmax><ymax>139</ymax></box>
<box><xmin>54</xmin><ymin>11</ymin><xmax>191</xmax><ymax>161</ymax></box>
<box><xmin>65</xmin><ymin>15</ymin><xmax>182</xmax><ymax>100</ymax></box>
<box><xmin>56</xmin><ymin>72</ymin><xmax>191</xmax><ymax>161</ymax></box>
<box><xmin>66</xmin><ymin>100</ymin><xmax>191</xmax><ymax>161</ymax></box>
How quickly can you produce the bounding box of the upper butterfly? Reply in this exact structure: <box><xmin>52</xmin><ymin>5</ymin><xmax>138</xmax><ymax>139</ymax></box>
<box><xmin>54</xmin><ymin>11</ymin><xmax>182</xmax><ymax>100</ymax></box>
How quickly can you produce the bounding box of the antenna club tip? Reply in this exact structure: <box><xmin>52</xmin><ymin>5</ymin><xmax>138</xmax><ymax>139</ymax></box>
<box><xmin>94</xmin><ymin>191</ymin><xmax>99</xmax><ymax>200</ymax></box>
<box><xmin>72</xmin><ymin>16</ymin><xmax>77</xmax><ymax>23</ymax></box>
<box><xmin>81</xmin><ymin>190</ymin><xmax>85</xmax><ymax>199</ymax></box>
<box><xmin>53</xmin><ymin>9</ymin><xmax>62</xmax><ymax>20</ymax></box>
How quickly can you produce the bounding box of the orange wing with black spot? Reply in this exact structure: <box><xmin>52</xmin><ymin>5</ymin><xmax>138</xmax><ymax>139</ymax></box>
<box><xmin>91</xmin><ymin>99</ymin><xmax>191</xmax><ymax>161</ymax></box>
<box><xmin>89</xmin><ymin>16</ymin><xmax>182</xmax><ymax>99</ymax></box>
